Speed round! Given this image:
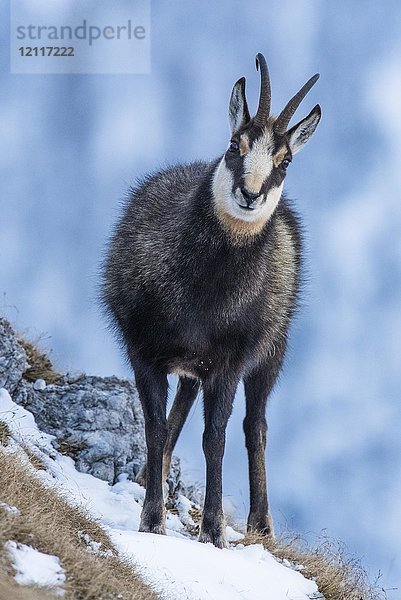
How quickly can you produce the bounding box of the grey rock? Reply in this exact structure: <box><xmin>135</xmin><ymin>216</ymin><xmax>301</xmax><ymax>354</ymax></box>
<box><xmin>33</xmin><ymin>378</ymin><xmax>46</xmax><ymax>391</ymax></box>
<box><xmin>0</xmin><ymin>318</ymin><xmax>29</xmax><ymax>394</ymax></box>
<box><xmin>0</xmin><ymin>318</ymin><xmax>146</xmax><ymax>484</ymax></box>
<box><xmin>14</xmin><ymin>375</ymin><xmax>147</xmax><ymax>483</ymax></box>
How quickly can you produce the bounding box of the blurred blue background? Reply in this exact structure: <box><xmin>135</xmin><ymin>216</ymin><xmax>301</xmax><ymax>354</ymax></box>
<box><xmin>1</xmin><ymin>1</ymin><xmax>401</xmax><ymax>594</ymax></box>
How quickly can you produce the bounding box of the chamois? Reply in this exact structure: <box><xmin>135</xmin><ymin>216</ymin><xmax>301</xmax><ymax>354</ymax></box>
<box><xmin>101</xmin><ymin>53</ymin><xmax>321</xmax><ymax>548</ymax></box>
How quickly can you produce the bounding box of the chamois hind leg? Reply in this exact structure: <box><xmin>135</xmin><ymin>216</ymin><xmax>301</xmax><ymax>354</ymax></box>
<box><xmin>199</xmin><ymin>375</ymin><xmax>238</xmax><ymax>549</ymax></box>
<box><xmin>163</xmin><ymin>376</ymin><xmax>200</xmax><ymax>480</ymax></box>
<box><xmin>131</xmin><ymin>355</ymin><xmax>168</xmax><ymax>535</ymax></box>
<box><xmin>136</xmin><ymin>376</ymin><xmax>200</xmax><ymax>486</ymax></box>
<box><xmin>243</xmin><ymin>357</ymin><xmax>282</xmax><ymax>538</ymax></box>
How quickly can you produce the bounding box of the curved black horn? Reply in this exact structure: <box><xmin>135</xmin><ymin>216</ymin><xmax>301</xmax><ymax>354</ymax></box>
<box><xmin>254</xmin><ymin>53</ymin><xmax>271</xmax><ymax>127</ymax></box>
<box><xmin>274</xmin><ymin>73</ymin><xmax>320</xmax><ymax>135</ymax></box>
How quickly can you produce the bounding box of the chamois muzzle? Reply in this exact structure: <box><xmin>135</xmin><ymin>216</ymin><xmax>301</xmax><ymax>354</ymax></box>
<box><xmin>237</xmin><ymin>187</ymin><xmax>263</xmax><ymax>210</ymax></box>
<box><xmin>253</xmin><ymin>53</ymin><xmax>271</xmax><ymax>127</ymax></box>
<box><xmin>241</xmin><ymin>188</ymin><xmax>261</xmax><ymax>204</ymax></box>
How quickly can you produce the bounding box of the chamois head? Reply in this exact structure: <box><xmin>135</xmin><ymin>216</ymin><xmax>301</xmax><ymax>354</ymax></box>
<box><xmin>213</xmin><ymin>53</ymin><xmax>321</xmax><ymax>235</ymax></box>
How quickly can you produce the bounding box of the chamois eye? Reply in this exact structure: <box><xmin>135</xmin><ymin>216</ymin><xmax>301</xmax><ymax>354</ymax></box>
<box><xmin>229</xmin><ymin>140</ymin><xmax>239</xmax><ymax>152</ymax></box>
<box><xmin>281</xmin><ymin>158</ymin><xmax>291</xmax><ymax>170</ymax></box>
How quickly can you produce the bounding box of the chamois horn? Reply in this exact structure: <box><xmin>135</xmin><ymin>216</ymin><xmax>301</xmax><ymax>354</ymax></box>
<box><xmin>274</xmin><ymin>73</ymin><xmax>320</xmax><ymax>135</ymax></box>
<box><xmin>253</xmin><ymin>53</ymin><xmax>271</xmax><ymax>127</ymax></box>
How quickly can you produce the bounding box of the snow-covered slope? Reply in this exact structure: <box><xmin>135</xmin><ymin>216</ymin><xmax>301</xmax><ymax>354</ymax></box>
<box><xmin>0</xmin><ymin>387</ymin><xmax>320</xmax><ymax>599</ymax></box>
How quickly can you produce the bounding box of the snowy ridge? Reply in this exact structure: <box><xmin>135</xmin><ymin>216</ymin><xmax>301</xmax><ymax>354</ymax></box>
<box><xmin>0</xmin><ymin>387</ymin><xmax>321</xmax><ymax>599</ymax></box>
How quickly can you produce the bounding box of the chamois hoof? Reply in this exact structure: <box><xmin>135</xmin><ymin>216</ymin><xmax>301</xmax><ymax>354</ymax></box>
<box><xmin>139</xmin><ymin>521</ymin><xmax>166</xmax><ymax>535</ymax></box>
<box><xmin>247</xmin><ymin>511</ymin><xmax>275</xmax><ymax>539</ymax></box>
<box><xmin>139</xmin><ymin>506</ymin><xmax>166</xmax><ymax>535</ymax></box>
<box><xmin>199</xmin><ymin>525</ymin><xmax>228</xmax><ymax>549</ymax></box>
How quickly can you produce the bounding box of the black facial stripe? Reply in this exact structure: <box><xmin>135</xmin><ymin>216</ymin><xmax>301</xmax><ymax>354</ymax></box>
<box><xmin>273</xmin><ymin>136</ymin><xmax>292</xmax><ymax>160</ymax></box>
<box><xmin>224</xmin><ymin>152</ymin><xmax>247</xmax><ymax>195</ymax></box>
<box><xmin>260</xmin><ymin>167</ymin><xmax>285</xmax><ymax>196</ymax></box>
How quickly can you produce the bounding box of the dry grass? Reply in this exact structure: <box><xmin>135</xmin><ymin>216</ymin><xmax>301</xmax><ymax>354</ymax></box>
<box><xmin>18</xmin><ymin>337</ymin><xmax>63</xmax><ymax>384</ymax></box>
<box><xmin>57</xmin><ymin>438</ymin><xmax>88</xmax><ymax>461</ymax></box>
<box><xmin>0</xmin><ymin>566</ymin><xmax>59</xmax><ymax>600</ymax></box>
<box><xmin>20</xmin><ymin>445</ymin><xmax>49</xmax><ymax>471</ymax></box>
<box><xmin>0</xmin><ymin>448</ymin><xmax>158</xmax><ymax>600</ymax></box>
<box><xmin>239</xmin><ymin>531</ymin><xmax>385</xmax><ymax>600</ymax></box>
<box><xmin>0</xmin><ymin>571</ymin><xmax>58</xmax><ymax>600</ymax></box>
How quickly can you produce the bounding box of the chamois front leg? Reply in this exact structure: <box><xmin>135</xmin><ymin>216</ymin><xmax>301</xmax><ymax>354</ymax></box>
<box><xmin>132</xmin><ymin>356</ymin><xmax>168</xmax><ymax>535</ymax></box>
<box><xmin>199</xmin><ymin>376</ymin><xmax>237</xmax><ymax>549</ymax></box>
<box><xmin>136</xmin><ymin>376</ymin><xmax>200</xmax><ymax>486</ymax></box>
<box><xmin>243</xmin><ymin>360</ymin><xmax>281</xmax><ymax>537</ymax></box>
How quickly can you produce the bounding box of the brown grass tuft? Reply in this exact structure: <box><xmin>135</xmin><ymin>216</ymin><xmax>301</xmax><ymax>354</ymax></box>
<box><xmin>57</xmin><ymin>438</ymin><xmax>88</xmax><ymax>461</ymax></box>
<box><xmin>18</xmin><ymin>337</ymin><xmax>63</xmax><ymax>384</ymax></box>
<box><xmin>0</xmin><ymin>448</ymin><xmax>158</xmax><ymax>599</ymax></box>
<box><xmin>239</xmin><ymin>531</ymin><xmax>385</xmax><ymax>600</ymax></box>
<box><xmin>21</xmin><ymin>445</ymin><xmax>49</xmax><ymax>471</ymax></box>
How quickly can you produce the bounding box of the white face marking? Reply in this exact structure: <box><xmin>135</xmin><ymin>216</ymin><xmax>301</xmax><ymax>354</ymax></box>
<box><xmin>212</xmin><ymin>158</ymin><xmax>234</xmax><ymax>211</ymax></box>
<box><xmin>242</xmin><ymin>129</ymin><xmax>274</xmax><ymax>193</ymax></box>
<box><xmin>212</xmin><ymin>158</ymin><xmax>283</xmax><ymax>227</ymax></box>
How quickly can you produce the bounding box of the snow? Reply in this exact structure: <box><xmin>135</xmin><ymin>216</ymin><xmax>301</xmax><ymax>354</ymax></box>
<box><xmin>33</xmin><ymin>378</ymin><xmax>46</xmax><ymax>390</ymax></box>
<box><xmin>111</xmin><ymin>532</ymin><xmax>318</xmax><ymax>600</ymax></box>
<box><xmin>6</xmin><ymin>541</ymin><xmax>65</xmax><ymax>595</ymax></box>
<box><xmin>0</xmin><ymin>388</ymin><xmax>321</xmax><ymax>600</ymax></box>
<box><xmin>0</xmin><ymin>501</ymin><xmax>19</xmax><ymax>514</ymax></box>
<box><xmin>0</xmin><ymin>389</ymin><xmax>54</xmax><ymax>453</ymax></box>
<box><xmin>78</xmin><ymin>531</ymin><xmax>113</xmax><ymax>557</ymax></box>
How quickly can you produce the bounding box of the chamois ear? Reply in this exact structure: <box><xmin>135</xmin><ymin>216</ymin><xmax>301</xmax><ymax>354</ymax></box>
<box><xmin>286</xmin><ymin>104</ymin><xmax>321</xmax><ymax>155</ymax></box>
<box><xmin>228</xmin><ymin>77</ymin><xmax>251</xmax><ymax>135</ymax></box>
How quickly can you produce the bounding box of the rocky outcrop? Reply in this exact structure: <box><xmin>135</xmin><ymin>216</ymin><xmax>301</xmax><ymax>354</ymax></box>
<box><xmin>0</xmin><ymin>319</ymin><xmax>29</xmax><ymax>395</ymax></box>
<box><xmin>0</xmin><ymin>318</ymin><xmax>147</xmax><ymax>484</ymax></box>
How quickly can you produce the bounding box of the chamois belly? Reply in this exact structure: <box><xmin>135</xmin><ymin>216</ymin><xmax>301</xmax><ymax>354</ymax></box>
<box><xmin>152</xmin><ymin>311</ymin><xmax>267</xmax><ymax>380</ymax></box>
